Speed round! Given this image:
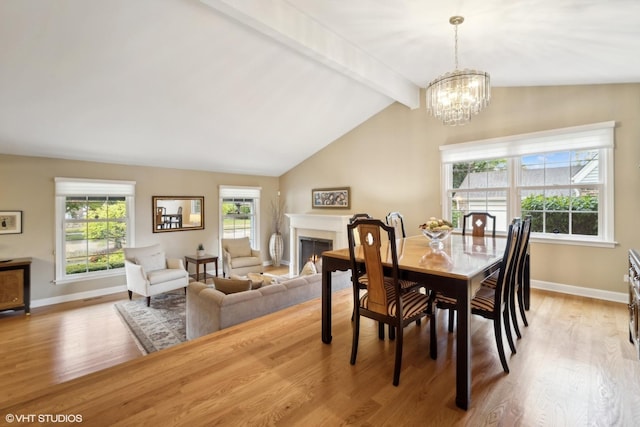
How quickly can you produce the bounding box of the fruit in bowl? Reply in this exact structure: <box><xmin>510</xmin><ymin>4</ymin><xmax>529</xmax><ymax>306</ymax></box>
<box><xmin>419</xmin><ymin>217</ymin><xmax>453</xmax><ymax>248</ymax></box>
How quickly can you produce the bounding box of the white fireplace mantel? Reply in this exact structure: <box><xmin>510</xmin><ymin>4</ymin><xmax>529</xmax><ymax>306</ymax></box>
<box><xmin>286</xmin><ymin>213</ymin><xmax>351</xmax><ymax>276</ymax></box>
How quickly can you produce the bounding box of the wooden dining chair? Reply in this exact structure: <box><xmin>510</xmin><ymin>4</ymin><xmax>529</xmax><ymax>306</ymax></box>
<box><xmin>355</xmin><ymin>213</ymin><xmax>425</xmax><ymax>339</ymax></box>
<box><xmin>511</xmin><ymin>216</ymin><xmax>531</xmax><ymax>336</ymax></box>
<box><xmin>480</xmin><ymin>216</ymin><xmax>531</xmax><ymax>338</ymax></box>
<box><xmin>347</xmin><ymin>218</ymin><xmax>437</xmax><ymax>385</ymax></box>
<box><xmin>386</xmin><ymin>211</ymin><xmax>407</xmax><ymax>238</ymax></box>
<box><xmin>462</xmin><ymin>212</ymin><xmax>496</xmax><ymax>238</ymax></box>
<box><xmin>435</xmin><ymin>220</ymin><xmax>521</xmax><ymax>373</ymax></box>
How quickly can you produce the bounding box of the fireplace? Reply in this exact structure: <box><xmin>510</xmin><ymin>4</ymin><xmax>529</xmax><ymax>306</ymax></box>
<box><xmin>299</xmin><ymin>237</ymin><xmax>333</xmax><ymax>272</ymax></box>
<box><xmin>286</xmin><ymin>214</ymin><xmax>351</xmax><ymax>276</ymax></box>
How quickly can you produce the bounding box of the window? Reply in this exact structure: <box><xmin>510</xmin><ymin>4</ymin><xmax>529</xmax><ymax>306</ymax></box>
<box><xmin>440</xmin><ymin>121</ymin><xmax>615</xmax><ymax>246</ymax></box>
<box><xmin>219</xmin><ymin>186</ymin><xmax>261</xmax><ymax>247</ymax></box>
<box><xmin>55</xmin><ymin>178</ymin><xmax>135</xmax><ymax>283</ymax></box>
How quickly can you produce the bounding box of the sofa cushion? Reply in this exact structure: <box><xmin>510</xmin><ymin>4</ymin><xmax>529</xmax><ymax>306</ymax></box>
<box><xmin>148</xmin><ymin>268</ymin><xmax>187</xmax><ymax>285</ymax></box>
<box><xmin>224</xmin><ymin>237</ymin><xmax>252</xmax><ymax>258</ymax></box>
<box><xmin>135</xmin><ymin>251</ymin><xmax>166</xmax><ymax>273</ymax></box>
<box><xmin>230</xmin><ymin>256</ymin><xmax>261</xmax><ymax>268</ymax></box>
<box><xmin>213</xmin><ymin>277</ymin><xmax>252</xmax><ymax>294</ymax></box>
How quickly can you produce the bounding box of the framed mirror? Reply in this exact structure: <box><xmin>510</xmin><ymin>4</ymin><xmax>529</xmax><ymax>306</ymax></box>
<box><xmin>153</xmin><ymin>196</ymin><xmax>204</xmax><ymax>233</ymax></box>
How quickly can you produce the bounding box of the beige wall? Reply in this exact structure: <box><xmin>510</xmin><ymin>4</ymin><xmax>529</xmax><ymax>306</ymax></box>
<box><xmin>280</xmin><ymin>83</ymin><xmax>640</xmax><ymax>294</ymax></box>
<box><xmin>0</xmin><ymin>154</ymin><xmax>279</xmax><ymax>301</ymax></box>
<box><xmin>2</xmin><ymin>83</ymin><xmax>638</xmax><ymax>302</ymax></box>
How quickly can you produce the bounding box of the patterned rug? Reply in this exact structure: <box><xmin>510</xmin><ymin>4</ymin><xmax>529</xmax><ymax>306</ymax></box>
<box><xmin>114</xmin><ymin>290</ymin><xmax>186</xmax><ymax>354</ymax></box>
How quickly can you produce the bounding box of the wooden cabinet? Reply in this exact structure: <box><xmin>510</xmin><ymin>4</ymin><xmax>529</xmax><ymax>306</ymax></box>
<box><xmin>0</xmin><ymin>258</ymin><xmax>31</xmax><ymax>314</ymax></box>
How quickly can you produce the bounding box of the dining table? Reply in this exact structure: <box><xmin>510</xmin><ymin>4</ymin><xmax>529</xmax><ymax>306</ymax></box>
<box><xmin>321</xmin><ymin>233</ymin><xmax>507</xmax><ymax>410</ymax></box>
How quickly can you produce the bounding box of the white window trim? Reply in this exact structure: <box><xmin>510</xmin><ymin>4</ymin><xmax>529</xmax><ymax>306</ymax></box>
<box><xmin>54</xmin><ymin>178</ymin><xmax>136</xmax><ymax>284</ymax></box>
<box><xmin>218</xmin><ymin>185</ymin><xmax>261</xmax><ymax>250</ymax></box>
<box><xmin>440</xmin><ymin>122</ymin><xmax>616</xmax><ymax>247</ymax></box>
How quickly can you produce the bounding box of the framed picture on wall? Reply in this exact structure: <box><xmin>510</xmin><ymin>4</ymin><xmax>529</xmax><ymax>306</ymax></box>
<box><xmin>311</xmin><ymin>187</ymin><xmax>350</xmax><ymax>209</ymax></box>
<box><xmin>0</xmin><ymin>211</ymin><xmax>23</xmax><ymax>235</ymax></box>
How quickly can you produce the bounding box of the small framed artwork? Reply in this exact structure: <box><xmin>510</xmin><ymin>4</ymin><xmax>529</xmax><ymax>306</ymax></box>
<box><xmin>0</xmin><ymin>211</ymin><xmax>23</xmax><ymax>235</ymax></box>
<box><xmin>312</xmin><ymin>187</ymin><xmax>350</xmax><ymax>209</ymax></box>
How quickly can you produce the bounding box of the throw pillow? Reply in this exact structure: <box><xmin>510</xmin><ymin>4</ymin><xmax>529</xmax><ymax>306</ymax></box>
<box><xmin>245</xmin><ymin>273</ymin><xmax>263</xmax><ymax>289</ymax></box>
<box><xmin>300</xmin><ymin>261</ymin><xmax>317</xmax><ymax>276</ymax></box>
<box><xmin>213</xmin><ymin>277</ymin><xmax>252</xmax><ymax>294</ymax></box>
<box><xmin>251</xmin><ymin>272</ymin><xmax>279</xmax><ymax>286</ymax></box>
<box><xmin>230</xmin><ymin>274</ymin><xmax>263</xmax><ymax>290</ymax></box>
<box><xmin>135</xmin><ymin>251</ymin><xmax>166</xmax><ymax>273</ymax></box>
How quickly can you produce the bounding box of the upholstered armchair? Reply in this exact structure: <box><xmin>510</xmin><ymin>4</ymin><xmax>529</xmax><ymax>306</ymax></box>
<box><xmin>123</xmin><ymin>244</ymin><xmax>189</xmax><ymax>307</ymax></box>
<box><xmin>221</xmin><ymin>237</ymin><xmax>264</xmax><ymax>277</ymax></box>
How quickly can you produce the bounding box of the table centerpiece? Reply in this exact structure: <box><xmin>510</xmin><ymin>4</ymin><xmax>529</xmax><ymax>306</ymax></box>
<box><xmin>419</xmin><ymin>217</ymin><xmax>453</xmax><ymax>249</ymax></box>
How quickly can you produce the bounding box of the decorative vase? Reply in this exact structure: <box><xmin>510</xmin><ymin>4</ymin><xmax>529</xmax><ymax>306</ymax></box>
<box><xmin>197</xmin><ymin>249</ymin><xmax>205</xmax><ymax>257</ymax></box>
<box><xmin>269</xmin><ymin>232</ymin><xmax>284</xmax><ymax>267</ymax></box>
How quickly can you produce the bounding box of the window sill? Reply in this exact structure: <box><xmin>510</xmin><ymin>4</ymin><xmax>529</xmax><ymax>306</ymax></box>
<box><xmin>54</xmin><ymin>268</ymin><xmax>124</xmax><ymax>285</ymax></box>
<box><xmin>529</xmin><ymin>235</ymin><xmax>617</xmax><ymax>248</ymax></box>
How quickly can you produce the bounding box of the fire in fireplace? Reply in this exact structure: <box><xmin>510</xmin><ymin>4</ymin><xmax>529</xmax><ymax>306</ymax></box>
<box><xmin>299</xmin><ymin>237</ymin><xmax>333</xmax><ymax>272</ymax></box>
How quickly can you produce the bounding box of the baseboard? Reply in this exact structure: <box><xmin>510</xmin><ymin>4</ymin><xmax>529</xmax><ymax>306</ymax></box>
<box><xmin>263</xmin><ymin>260</ymin><xmax>290</xmax><ymax>266</ymax></box>
<box><xmin>29</xmin><ymin>278</ymin><xmax>627</xmax><ymax>308</ymax></box>
<box><xmin>31</xmin><ymin>285</ymin><xmax>127</xmax><ymax>308</ymax></box>
<box><xmin>531</xmin><ymin>279</ymin><xmax>627</xmax><ymax>304</ymax></box>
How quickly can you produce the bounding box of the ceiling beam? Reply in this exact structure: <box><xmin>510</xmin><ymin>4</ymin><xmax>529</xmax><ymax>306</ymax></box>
<box><xmin>200</xmin><ymin>0</ymin><xmax>420</xmax><ymax>109</ymax></box>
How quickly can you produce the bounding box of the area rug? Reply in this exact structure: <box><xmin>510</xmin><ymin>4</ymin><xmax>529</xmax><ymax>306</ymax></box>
<box><xmin>114</xmin><ymin>290</ymin><xmax>186</xmax><ymax>354</ymax></box>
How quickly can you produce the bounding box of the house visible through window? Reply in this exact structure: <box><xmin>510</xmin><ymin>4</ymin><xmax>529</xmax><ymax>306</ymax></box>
<box><xmin>219</xmin><ymin>186</ymin><xmax>261</xmax><ymax>247</ymax></box>
<box><xmin>55</xmin><ymin>178</ymin><xmax>135</xmax><ymax>283</ymax></box>
<box><xmin>441</xmin><ymin>121</ymin><xmax>615</xmax><ymax>246</ymax></box>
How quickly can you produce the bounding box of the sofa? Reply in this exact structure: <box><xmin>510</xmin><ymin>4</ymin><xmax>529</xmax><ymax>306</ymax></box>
<box><xmin>186</xmin><ymin>270</ymin><xmax>351</xmax><ymax>340</ymax></box>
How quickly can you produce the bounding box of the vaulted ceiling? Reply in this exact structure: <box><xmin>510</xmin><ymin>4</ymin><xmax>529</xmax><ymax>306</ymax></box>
<box><xmin>1</xmin><ymin>0</ymin><xmax>638</xmax><ymax>176</ymax></box>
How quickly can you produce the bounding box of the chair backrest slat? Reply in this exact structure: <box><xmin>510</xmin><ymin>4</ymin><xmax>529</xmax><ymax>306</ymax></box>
<box><xmin>514</xmin><ymin>216</ymin><xmax>531</xmax><ymax>287</ymax></box>
<box><xmin>347</xmin><ymin>218</ymin><xmax>400</xmax><ymax>317</ymax></box>
<box><xmin>462</xmin><ymin>212</ymin><xmax>496</xmax><ymax>238</ymax></box>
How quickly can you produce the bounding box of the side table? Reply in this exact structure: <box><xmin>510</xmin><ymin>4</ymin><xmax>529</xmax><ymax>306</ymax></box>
<box><xmin>184</xmin><ymin>254</ymin><xmax>219</xmax><ymax>283</ymax></box>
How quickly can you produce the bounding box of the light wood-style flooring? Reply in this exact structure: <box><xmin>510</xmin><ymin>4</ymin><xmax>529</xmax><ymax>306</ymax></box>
<box><xmin>0</xmin><ymin>283</ymin><xmax>638</xmax><ymax>426</ymax></box>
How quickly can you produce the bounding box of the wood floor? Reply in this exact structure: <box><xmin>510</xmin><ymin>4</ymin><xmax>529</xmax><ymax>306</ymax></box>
<box><xmin>0</xmin><ymin>284</ymin><xmax>638</xmax><ymax>426</ymax></box>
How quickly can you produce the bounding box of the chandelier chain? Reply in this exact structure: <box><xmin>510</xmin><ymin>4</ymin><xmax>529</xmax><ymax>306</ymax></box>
<box><xmin>454</xmin><ymin>22</ymin><xmax>459</xmax><ymax>70</ymax></box>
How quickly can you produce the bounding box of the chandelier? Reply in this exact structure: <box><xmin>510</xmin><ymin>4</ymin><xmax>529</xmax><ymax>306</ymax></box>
<box><xmin>426</xmin><ymin>16</ymin><xmax>490</xmax><ymax>126</ymax></box>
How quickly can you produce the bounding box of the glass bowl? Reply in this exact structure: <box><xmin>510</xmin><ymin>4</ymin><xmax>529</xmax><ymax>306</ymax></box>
<box><xmin>422</xmin><ymin>228</ymin><xmax>452</xmax><ymax>249</ymax></box>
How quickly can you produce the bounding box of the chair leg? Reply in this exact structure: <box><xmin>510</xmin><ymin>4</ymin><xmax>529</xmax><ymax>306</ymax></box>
<box><xmin>146</xmin><ymin>296</ymin><xmax>151</xmax><ymax>307</ymax></box>
<box><xmin>494</xmin><ymin>316</ymin><xmax>510</xmax><ymax>373</ymax></box>
<box><xmin>503</xmin><ymin>307</ymin><xmax>517</xmax><ymax>354</ymax></box>
<box><xmin>350</xmin><ymin>309</ymin><xmax>360</xmax><ymax>365</ymax></box>
<box><xmin>378</xmin><ymin>322</ymin><xmax>385</xmax><ymax>340</ymax></box>
<box><xmin>389</xmin><ymin>325</ymin><xmax>396</xmax><ymax>341</ymax></box>
<box><xmin>127</xmin><ymin>290</ymin><xmax>132</xmax><ymax>300</ymax></box>
<box><xmin>448</xmin><ymin>309</ymin><xmax>455</xmax><ymax>332</ymax></box>
<box><xmin>518</xmin><ymin>287</ymin><xmax>529</xmax><ymax>327</ymax></box>
<box><xmin>509</xmin><ymin>287</ymin><xmax>522</xmax><ymax>339</ymax></box>
<box><xmin>393</xmin><ymin>324</ymin><xmax>403</xmax><ymax>386</ymax></box>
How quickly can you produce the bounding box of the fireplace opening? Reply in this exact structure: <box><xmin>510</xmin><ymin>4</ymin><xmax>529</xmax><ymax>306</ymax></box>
<box><xmin>299</xmin><ymin>237</ymin><xmax>333</xmax><ymax>273</ymax></box>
